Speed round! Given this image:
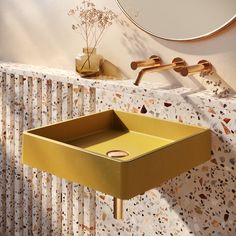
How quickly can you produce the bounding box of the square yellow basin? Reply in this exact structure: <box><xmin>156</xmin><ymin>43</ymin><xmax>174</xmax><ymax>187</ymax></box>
<box><xmin>22</xmin><ymin>110</ymin><xmax>211</xmax><ymax>199</ymax></box>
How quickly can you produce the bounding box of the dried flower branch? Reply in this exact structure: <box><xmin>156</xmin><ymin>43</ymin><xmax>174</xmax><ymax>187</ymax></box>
<box><xmin>68</xmin><ymin>0</ymin><xmax>117</xmax><ymax>70</ymax></box>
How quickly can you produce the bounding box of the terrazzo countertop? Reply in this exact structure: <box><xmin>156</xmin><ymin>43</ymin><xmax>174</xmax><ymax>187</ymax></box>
<box><xmin>1</xmin><ymin>61</ymin><xmax>235</xmax><ymax>104</ymax></box>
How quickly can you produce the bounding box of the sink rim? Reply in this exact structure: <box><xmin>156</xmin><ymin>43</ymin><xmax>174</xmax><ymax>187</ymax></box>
<box><xmin>24</xmin><ymin>109</ymin><xmax>210</xmax><ymax>163</ymax></box>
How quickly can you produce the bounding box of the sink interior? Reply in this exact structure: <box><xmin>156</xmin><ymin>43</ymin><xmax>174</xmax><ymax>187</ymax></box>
<box><xmin>68</xmin><ymin>129</ymin><xmax>173</xmax><ymax>161</ymax></box>
<box><xmin>28</xmin><ymin>109</ymin><xmax>205</xmax><ymax>162</ymax></box>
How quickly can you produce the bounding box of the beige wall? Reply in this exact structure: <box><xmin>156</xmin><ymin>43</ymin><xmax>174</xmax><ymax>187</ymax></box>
<box><xmin>0</xmin><ymin>0</ymin><xmax>236</xmax><ymax>90</ymax></box>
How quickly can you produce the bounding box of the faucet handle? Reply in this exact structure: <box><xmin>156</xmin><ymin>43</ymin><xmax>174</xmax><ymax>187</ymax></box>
<box><xmin>178</xmin><ymin>60</ymin><xmax>212</xmax><ymax>77</ymax></box>
<box><xmin>130</xmin><ymin>55</ymin><xmax>162</xmax><ymax>70</ymax></box>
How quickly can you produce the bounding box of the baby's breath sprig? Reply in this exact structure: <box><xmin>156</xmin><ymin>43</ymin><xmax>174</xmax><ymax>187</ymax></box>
<box><xmin>68</xmin><ymin>0</ymin><xmax>117</xmax><ymax>70</ymax></box>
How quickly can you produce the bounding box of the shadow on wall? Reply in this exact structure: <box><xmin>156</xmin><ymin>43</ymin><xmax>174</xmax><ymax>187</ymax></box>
<box><xmin>202</xmin><ymin>69</ymin><xmax>235</xmax><ymax>96</ymax></box>
<box><xmin>118</xmin><ymin>16</ymin><xmax>157</xmax><ymax>59</ymax></box>
<box><xmin>153</xmin><ymin>20</ymin><xmax>236</xmax><ymax>55</ymax></box>
<box><xmin>157</xmin><ymin>150</ymin><xmax>236</xmax><ymax>234</ymax></box>
<box><xmin>102</xmin><ymin>59</ymin><xmax>127</xmax><ymax>79</ymax></box>
<box><xmin>186</xmin><ymin>68</ymin><xmax>236</xmax><ymax>97</ymax></box>
<box><xmin>157</xmin><ymin>143</ymin><xmax>236</xmax><ymax>235</ymax></box>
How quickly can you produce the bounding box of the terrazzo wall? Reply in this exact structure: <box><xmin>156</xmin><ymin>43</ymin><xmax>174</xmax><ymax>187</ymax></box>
<box><xmin>0</xmin><ymin>62</ymin><xmax>236</xmax><ymax>235</ymax></box>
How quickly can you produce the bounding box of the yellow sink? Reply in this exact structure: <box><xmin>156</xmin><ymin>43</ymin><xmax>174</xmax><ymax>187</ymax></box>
<box><xmin>22</xmin><ymin>110</ymin><xmax>211</xmax><ymax>200</ymax></box>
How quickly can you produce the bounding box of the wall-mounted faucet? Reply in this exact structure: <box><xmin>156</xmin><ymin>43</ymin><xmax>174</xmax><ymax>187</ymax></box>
<box><xmin>131</xmin><ymin>56</ymin><xmax>214</xmax><ymax>86</ymax></box>
<box><xmin>133</xmin><ymin>57</ymin><xmax>186</xmax><ymax>86</ymax></box>
<box><xmin>130</xmin><ymin>55</ymin><xmax>162</xmax><ymax>70</ymax></box>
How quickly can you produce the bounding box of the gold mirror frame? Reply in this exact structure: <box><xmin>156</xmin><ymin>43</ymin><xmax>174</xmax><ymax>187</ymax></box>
<box><xmin>116</xmin><ymin>0</ymin><xmax>236</xmax><ymax>41</ymax></box>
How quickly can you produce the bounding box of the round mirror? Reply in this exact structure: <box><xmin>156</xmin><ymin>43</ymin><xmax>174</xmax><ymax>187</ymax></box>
<box><xmin>116</xmin><ymin>0</ymin><xmax>236</xmax><ymax>41</ymax></box>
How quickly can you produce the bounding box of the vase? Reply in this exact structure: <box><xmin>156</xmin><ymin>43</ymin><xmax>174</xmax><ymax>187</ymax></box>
<box><xmin>75</xmin><ymin>47</ymin><xmax>103</xmax><ymax>77</ymax></box>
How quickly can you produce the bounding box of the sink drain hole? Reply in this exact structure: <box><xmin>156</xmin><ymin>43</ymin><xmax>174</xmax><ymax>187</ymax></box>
<box><xmin>106</xmin><ymin>150</ymin><xmax>129</xmax><ymax>158</ymax></box>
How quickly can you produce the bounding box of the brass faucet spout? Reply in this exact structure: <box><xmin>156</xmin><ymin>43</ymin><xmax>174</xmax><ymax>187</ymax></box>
<box><xmin>134</xmin><ymin>64</ymin><xmax>171</xmax><ymax>86</ymax></box>
<box><xmin>134</xmin><ymin>57</ymin><xmax>186</xmax><ymax>86</ymax></box>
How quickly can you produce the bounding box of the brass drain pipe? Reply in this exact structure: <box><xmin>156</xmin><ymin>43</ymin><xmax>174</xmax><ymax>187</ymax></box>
<box><xmin>106</xmin><ymin>150</ymin><xmax>126</xmax><ymax>219</ymax></box>
<box><xmin>113</xmin><ymin>197</ymin><xmax>123</xmax><ymax>219</ymax></box>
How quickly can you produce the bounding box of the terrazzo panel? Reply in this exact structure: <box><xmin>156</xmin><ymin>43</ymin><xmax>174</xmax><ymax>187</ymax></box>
<box><xmin>95</xmin><ymin>88</ymin><xmax>236</xmax><ymax>236</ymax></box>
<box><xmin>0</xmin><ymin>62</ymin><xmax>235</xmax><ymax>235</ymax></box>
<box><xmin>0</xmin><ymin>63</ymin><xmax>97</xmax><ymax>235</ymax></box>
